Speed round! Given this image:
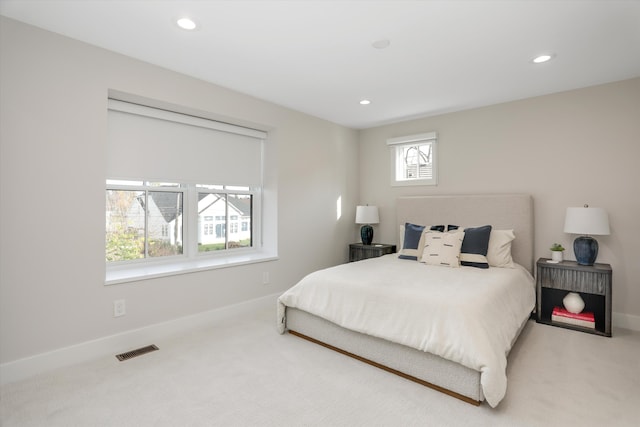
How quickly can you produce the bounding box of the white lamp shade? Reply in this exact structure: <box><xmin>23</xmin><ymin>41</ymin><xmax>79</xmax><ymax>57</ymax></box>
<box><xmin>355</xmin><ymin>205</ymin><xmax>379</xmax><ymax>224</ymax></box>
<box><xmin>564</xmin><ymin>207</ymin><xmax>610</xmax><ymax>235</ymax></box>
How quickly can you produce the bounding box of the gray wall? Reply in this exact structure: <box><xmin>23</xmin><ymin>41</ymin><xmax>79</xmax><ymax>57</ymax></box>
<box><xmin>2</xmin><ymin>15</ymin><xmax>639</xmax><ymax>368</ymax></box>
<box><xmin>0</xmin><ymin>17</ymin><xmax>359</xmax><ymax>364</ymax></box>
<box><xmin>358</xmin><ymin>77</ymin><xmax>640</xmax><ymax>322</ymax></box>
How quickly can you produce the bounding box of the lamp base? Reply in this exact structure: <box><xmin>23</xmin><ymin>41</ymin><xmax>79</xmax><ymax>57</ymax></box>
<box><xmin>360</xmin><ymin>225</ymin><xmax>373</xmax><ymax>245</ymax></box>
<box><xmin>574</xmin><ymin>236</ymin><xmax>598</xmax><ymax>266</ymax></box>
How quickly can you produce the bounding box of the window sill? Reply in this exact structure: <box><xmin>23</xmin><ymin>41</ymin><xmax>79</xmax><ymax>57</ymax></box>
<box><xmin>391</xmin><ymin>179</ymin><xmax>437</xmax><ymax>187</ymax></box>
<box><xmin>105</xmin><ymin>251</ymin><xmax>278</xmax><ymax>285</ymax></box>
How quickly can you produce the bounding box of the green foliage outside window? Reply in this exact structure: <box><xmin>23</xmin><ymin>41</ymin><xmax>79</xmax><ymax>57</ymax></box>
<box><xmin>105</xmin><ymin>225</ymin><xmax>143</xmax><ymax>261</ymax></box>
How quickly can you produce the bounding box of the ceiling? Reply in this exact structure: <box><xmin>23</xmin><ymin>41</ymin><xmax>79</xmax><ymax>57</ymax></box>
<box><xmin>2</xmin><ymin>0</ymin><xmax>639</xmax><ymax>129</ymax></box>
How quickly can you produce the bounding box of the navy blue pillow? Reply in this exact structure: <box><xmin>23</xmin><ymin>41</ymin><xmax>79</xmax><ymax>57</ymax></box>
<box><xmin>398</xmin><ymin>223</ymin><xmax>445</xmax><ymax>260</ymax></box>
<box><xmin>460</xmin><ymin>225</ymin><xmax>492</xmax><ymax>269</ymax></box>
<box><xmin>398</xmin><ymin>223</ymin><xmax>425</xmax><ymax>260</ymax></box>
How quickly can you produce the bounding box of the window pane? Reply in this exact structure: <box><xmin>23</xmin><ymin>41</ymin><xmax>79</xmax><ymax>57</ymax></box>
<box><xmin>198</xmin><ymin>193</ymin><xmax>227</xmax><ymax>252</ymax></box>
<box><xmin>197</xmin><ymin>193</ymin><xmax>252</xmax><ymax>251</ymax></box>
<box><xmin>105</xmin><ymin>190</ymin><xmax>145</xmax><ymax>261</ymax></box>
<box><xmin>228</xmin><ymin>194</ymin><xmax>252</xmax><ymax>249</ymax></box>
<box><xmin>401</xmin><ymin>143</ymin><xmax>432</xmax><ymax>180</ymax></box>
<box><xmin>148</xmin><ymin>191</ymin><xmax>183</xmax><ymax>257</ymax></box>
<box><xmin>417</xmin><ymin>144</ymin><xmax>433</xmax><ymax>179</ymax></box>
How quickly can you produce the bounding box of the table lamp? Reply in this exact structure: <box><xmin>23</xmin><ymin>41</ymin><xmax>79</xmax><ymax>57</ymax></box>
<box><xmin>564</xmin><ymin>205</ymin><xmax>610</xmax><ymax>266</ymax></box>
<box><xmin>355</xmin><ymin>205</ymin><xmax>379</xmax><ymax>245</ymax></box>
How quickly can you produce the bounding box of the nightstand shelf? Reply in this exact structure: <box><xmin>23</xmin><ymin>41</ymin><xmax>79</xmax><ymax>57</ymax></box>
<box><xmin>536</xmin><ymin>258</ymin><xmax>612</xmax><ymax>337</ymax></box>
<box><xmin>349</xmin><ymin>243</ymin><xmax>396</xmax><ymax>262</ymax></box>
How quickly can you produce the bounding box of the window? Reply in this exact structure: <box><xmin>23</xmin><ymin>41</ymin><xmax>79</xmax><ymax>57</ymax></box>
<box><xmin>106</xmin><ymin>98</ymin><xmax>269</xmax><ymax>283</ymax></box>
<box><xmin>387</xmin><ymin>132</ymin><xmax>437</xmax><ymax>186</ymax></box>
<box><xmin>106</xmin><ymin>182</ymin><xmax>184</xmax><ymax>262</ymax></box>
<box><xmin>106</xmin><ymin>181</ymin><xmax>257</xmax><ymax>261</ymax></box>
<box><xmin>197</xmin><ymin>186</ymin><xmax>252</xmax><ymax>252</ymax></box>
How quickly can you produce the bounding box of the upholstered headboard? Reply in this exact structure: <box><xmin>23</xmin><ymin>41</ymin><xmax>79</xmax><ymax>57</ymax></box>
<box><xmin>397</xmin><ymin>194</ymin><xmax>534</xmax><ymax>273</ymax></box>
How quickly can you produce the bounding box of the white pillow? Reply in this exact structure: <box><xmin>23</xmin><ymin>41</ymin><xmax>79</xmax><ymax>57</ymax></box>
<box><xmin>487</xmin><ymin>229</ymin><xmax>515</xmax><ymax>268</ymax></box>
<box><xmin>420</xmin><ymin>231</ymin><xmax>465</xmax><ymax>267</ymax></box>
<box><xmin>413</xmin><ymin>229</ymin><xmax>441</xmax><ymax>261</ymax></box>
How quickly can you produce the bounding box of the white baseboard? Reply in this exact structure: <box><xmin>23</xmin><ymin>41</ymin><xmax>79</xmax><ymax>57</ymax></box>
<box><xmin>1</xmin><ymin>293</ymin><xmax>280</xmax><ymax>386</ymax></box>
<box><xmin>613</xmin><ymin>311</ymin><xmax>640</xmax><ymax>332</ymax></box>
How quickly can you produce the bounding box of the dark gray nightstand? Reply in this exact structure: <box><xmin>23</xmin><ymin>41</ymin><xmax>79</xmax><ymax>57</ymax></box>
<box><xmin>349</xmin><ymin>243</ymin><xmax>396</xmax><ymax>262</ymax></box>
<box><xmin>536</xmin><ymin>258</ymin><xmax>612</xmax><ymax>337</ymax></box>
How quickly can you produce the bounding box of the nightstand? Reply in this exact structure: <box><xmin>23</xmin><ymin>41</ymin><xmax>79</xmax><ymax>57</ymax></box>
<box><xmin>536</xmin><ymin>258</ymin><xmax>612</xmax><ymax>337</ymax></box>
<box><xmin>349</xmin><ymin>243</ymin><xmax>396</xmax><ymax>262</ymax></box>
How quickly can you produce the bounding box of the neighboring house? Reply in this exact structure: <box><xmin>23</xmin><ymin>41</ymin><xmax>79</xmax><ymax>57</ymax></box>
<box><xmin>198</xmin><ymin>194</ymin><xmax>251</xmax><ymax>247</ymax></box>
<box><xmin>105</xmin><ymin>191</ymin><xmax>181</xmax><ymax>248</ymax></box>
<box><xmin>148</xmin><ymin>192</ymin><xmax>182</xmax><ymax>246</ymax></box>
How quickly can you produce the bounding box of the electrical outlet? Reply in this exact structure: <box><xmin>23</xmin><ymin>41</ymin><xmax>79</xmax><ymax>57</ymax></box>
<box><xmin>262</xmin><ymin>272</ymin><xmax>269</xmax><ymax>285</ymax></box>
<box><xmin>113</xmin><ymin>299</ymin><xmax>126</xmax><ymax>317</ymax></box>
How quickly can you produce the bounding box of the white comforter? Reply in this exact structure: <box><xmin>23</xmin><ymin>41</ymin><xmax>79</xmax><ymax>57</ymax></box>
<box><xmin>277</xmin><ymin>254</ymin><xmax>535</xmax><ymax>407</ymax></box>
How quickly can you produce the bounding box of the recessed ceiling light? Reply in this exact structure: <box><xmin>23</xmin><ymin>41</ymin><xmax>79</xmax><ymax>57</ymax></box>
<box><xmin>360</xmin><ymin>99</ymin><xmax>371</xmax><ymax>105</ymax></box>
<box><xmin>532</xmin><ymin>54</ymin><xmax>554</xmax><ymax>64</ymax></box>
<box><xmin>177</xmin><ymin>17</ymin><xmax>197</xmax><ymax>30</ymax></box>
<box><xmin>372</xmin><ymin>39</ymin><xmax>391</xmax><ymax>49</ymax></box>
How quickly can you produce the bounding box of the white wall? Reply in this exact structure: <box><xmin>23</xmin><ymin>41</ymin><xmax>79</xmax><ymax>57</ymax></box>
<box><xmin>358</xmin><ymin>77</ymin><xmax>640</xmax><ymax>323</ymax></box>
<box><xmin>0</xmin><ymin>17</ymin><xmax>359</xmax><ymax>365</ymax></box>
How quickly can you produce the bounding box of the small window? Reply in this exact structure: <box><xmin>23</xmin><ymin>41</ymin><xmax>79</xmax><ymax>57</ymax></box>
<box><xmin>387</xmin><ymin>132</ymin><xmax>437</xmax><ymax>186</ymax></box>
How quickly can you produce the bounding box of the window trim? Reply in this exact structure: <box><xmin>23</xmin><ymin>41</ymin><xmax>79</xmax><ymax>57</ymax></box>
<box><xmin>387</xmin><ymin>132</ymin><xmax>438</xmax><ymax>187</ymax></box>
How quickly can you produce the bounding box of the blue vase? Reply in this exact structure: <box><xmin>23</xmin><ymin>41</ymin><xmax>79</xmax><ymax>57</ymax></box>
<box><xmin>360</xmin><ymin>225</ymin><xmax>373</xmax><ymax>245</ymax></box>
<box><xmin>574</xmin><ymin>236</ymin><xmax>598</xmax><ymax>266</ymax></box>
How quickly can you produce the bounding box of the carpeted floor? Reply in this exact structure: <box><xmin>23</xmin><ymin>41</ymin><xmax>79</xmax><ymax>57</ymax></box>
<box><xmin>1</xmin><ymin>296</ymin><xmax>639</xmax><ymax>426</ymax></box>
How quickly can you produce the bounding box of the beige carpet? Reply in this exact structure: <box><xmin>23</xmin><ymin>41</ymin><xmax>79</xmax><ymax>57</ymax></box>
<box><xmin>1</xmin><ymin>297</ymin><xmax>639</xmax><ymax>426</ymax></box>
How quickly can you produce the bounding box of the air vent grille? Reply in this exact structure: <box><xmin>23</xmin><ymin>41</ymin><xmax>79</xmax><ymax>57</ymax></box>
<box><xmin>116</xmin><ymin>344</ymin><xmax>159</xmax><ymax>361</ymax></box>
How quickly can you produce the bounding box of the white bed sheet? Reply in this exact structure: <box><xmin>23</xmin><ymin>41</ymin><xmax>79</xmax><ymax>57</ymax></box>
<box><xmin>277</xmin><ymin>254</ymin><xmax>535</xmax><ymax>407</ymax></box>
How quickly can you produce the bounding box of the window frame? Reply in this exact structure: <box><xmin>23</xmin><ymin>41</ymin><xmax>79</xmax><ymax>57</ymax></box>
<box><xmin>387</xmin><ymin>132</ymin><xmax>438</xmax><ymax>187</ymax></box>
<box><xmin>194</xmin><ymin>185</ymin><xmax>257</xmax><ymax>253</ymax></box>
<box><xmin>105</xmin><ymin>181</ymin><xmax>268</xmax><ymax>285</ymax></box>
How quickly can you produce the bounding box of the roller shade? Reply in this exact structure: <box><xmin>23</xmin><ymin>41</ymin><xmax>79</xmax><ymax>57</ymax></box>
<box><xmin>107</xmin><ymin>99</ymin><xmax>266</xmax><ymax>186</ymax></box>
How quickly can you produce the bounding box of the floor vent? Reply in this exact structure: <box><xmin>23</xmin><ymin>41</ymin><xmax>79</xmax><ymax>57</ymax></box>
<box><xmin>116</xmin><ymin>344</ymin><xmax>159</xmax><ymax>361</ymax></box>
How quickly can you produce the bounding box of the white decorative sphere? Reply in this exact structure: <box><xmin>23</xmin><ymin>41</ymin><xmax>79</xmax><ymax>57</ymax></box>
<box><xmin>563</xmin><ymin>292</ymin><xmax>585</xmax><ymax>314</ymax></box>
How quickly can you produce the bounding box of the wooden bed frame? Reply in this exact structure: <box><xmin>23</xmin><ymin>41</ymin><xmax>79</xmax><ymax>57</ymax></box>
<box><xmin>284</xmin><ymin>194</ymin><xmax>534</xmax><ymax>405</ymax></box>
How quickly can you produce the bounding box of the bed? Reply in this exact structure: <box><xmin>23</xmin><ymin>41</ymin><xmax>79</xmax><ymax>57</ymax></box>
<box><xmin>277</xmin><ymin>194</ymin><xmax>535</xmax><ymax>407</ymax></box>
